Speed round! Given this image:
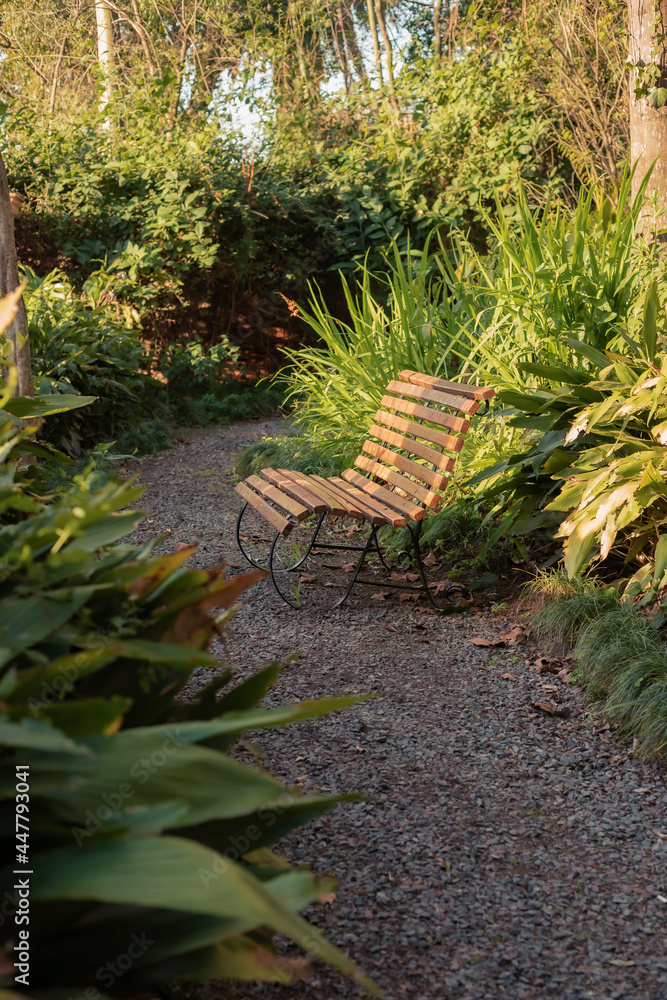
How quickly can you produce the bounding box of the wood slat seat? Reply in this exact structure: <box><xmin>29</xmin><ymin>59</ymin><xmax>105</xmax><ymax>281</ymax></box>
<box><xmin>236</xmin><ymin>369</ymin><xmax>495</xmax><ymax>606</ymax></box>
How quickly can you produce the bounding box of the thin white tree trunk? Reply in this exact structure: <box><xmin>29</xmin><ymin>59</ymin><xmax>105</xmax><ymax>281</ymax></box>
<box><xmin>366</xmin><ymin>0</ymin><xmax>383</xmax><ymax>85</ymax></box>
<box><xmin>96</xmin><ymin>0</ymin><xmax>114</xmax><ymax>126</ymax></box>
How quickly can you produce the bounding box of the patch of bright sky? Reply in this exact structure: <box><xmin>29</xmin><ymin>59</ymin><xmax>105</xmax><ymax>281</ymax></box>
<box><xmin>209</xmin><ymin>14</ymin><xmax>412</xmax><ymax>147</ymax></box>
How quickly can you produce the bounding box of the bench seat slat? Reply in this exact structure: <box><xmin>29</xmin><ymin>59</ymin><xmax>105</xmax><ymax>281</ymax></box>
<box><xmin>260</xmin><ymin>468</ymin><xmax>327</xmax><ymax>513</ymax></box>
<box><xmin>386</xmin><ymin>380</ymin><xmax>480</xmax><ymax>415</ymax></box>
<box><xmin>362</xmin><ymin>441</ymin><xmax>450</xmax><ymax>491</ymax></box>
<box><xmin>368</xmin><ymin>423</ymin><xmax>457</xmax><ymax>472</ymax></box>
<box><xmin>341</xmin><ymin>469</ymin><xmax>427</xmax><ymax>521</ymax></box>
<box><xmin>374</xmin><ymin>409</ymin><xmax>464</xmax><ymax>453</ymax></box>
<box><xmin>245</xmin><ymin>475</ymin><xmax>312</xmax><ymax>521</ymax></box>
<box><xmin>380</xmin><ymin>395</ymin><xmax>470</xmax><ymax>435</ymax></box>
<box><xmin>236</xmin><ymin>481</ymin><xmax>293</xmax><ymax>536</ymax></box>
<box><xmin>397</xmin><ymin>369</ymin><xmax>496</xmax><ymax>401</ymax></box>
<box><xmin>312</xmin><ymin>475</ymin><xmax>385</xmax><ymax>525</ymax></box>
<box><xmin>354</xmin><ymin>453</ymin><xmax>441</xmax><ymax>508</ymax></box>
<box><xmin>326</xmin><ymin>476</ymin><xmax>407</xmax><ymax>527</ymax></box>
<box><xmin>276</xmin><ymin>469</ymin><xmax>348</xmax><ymax>517</ymax></box>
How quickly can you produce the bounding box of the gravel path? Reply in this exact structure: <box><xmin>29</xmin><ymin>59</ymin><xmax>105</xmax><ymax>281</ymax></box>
<box><xmin>124</xmin><ymin>420</ymin><xmax>667</xmax><ymax>1000</ymax></box>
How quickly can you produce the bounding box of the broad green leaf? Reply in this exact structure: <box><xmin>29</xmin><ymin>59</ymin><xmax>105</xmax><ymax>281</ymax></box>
<box><xmin>0</xmin><ymin>717</ymin><xmax>89</xmax><ymax>755</ymax></box>
<box><xmin>30</xmin><ymin>837</ymin><xmax>378</xmax><ymax>991</ymax></box>
<box><xmin>35</xmin><ymin>696</ymin><xmax>132</xmax><ymax>737</ymax></box>
<box><xmin>3</xmin><ymin>393</ymin><xmax>97</xmax><ymax>418</ymax></box>
<box><xmin>0</xmin><ymin>587</ymin><xmax>97</xmax><ymax>668</ymax></box>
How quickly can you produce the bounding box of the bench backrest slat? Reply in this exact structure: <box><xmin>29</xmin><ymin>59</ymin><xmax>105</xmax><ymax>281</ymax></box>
<box><xmin>354</xmin><ymin>370</ymin><xmax>495</xmax><ymax>512</ymax></box>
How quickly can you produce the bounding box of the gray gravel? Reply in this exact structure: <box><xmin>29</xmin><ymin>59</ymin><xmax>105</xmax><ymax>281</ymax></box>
<box><xmin>125</xmin><ymin>420</ymin><xmax>667</xmax><ymax>1000</ymax></box>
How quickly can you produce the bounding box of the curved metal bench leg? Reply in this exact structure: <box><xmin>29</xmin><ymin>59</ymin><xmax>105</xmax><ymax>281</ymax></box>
<box><xmin>268</xmin><ymin>513</ymin><xmax>328</xmax><ymax>607</ymax></box>
<box><xmin>373</xmin><ymin>527</ymin><xmax>392</xmax><ymax>571</ymax></box>
<box><xmin>286</xmin><ymin>512</ymin><xmax>326</xmax><ymax>571</ymax></box>
<box><xmin>334</xmin><ymin>525</ymin><xmax>377</xmax><ymax>608</ymax></box>
<box><xmin>408</xmin><ymin>521</ymin><xmax>470</xmax><ymax>611</ymax></box>
<box><xmin>236</xmin><ymin>502</ymin><xmax>268</xmax><ymax>569</ymax></box>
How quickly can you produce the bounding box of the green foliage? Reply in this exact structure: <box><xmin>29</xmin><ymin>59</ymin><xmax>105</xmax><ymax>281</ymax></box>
<box><xmin>278</xmin><ymin>241</ymin><xmax>459</xmax><ymax>466</ymax></box>
<box><xmin>529</xmin><ymin>577</ymin><xmax>667</xmax><ymax>759</ymax></box>
<box><xmin>574</xmin><ymin>606</ymin><xmax>667</xmax><ymax>758</ymax></box>
<box><xmin>4</xmin><ymin>6</ymin><xmax>572</xmax><ymax>338</ymax></box>
<box><xmin>532</xmin><ymin>575</ymin><xmax>619</xmax><ymax>649</ymax></box>
<box><xmin>25</xmin><ymin>267</ymin><xmax>163</xmax><ymax>454</ymax></box>
<box><xmin>236</xmin><ymin>432</ymin><xmax>347</xmax><ymax>479</ymax></box>
<box><xmin>158</xmin><ymin>338</ymin><xmax>240</xmax><ymax>398</ymax></box>
<box><xmin>0</xmin><ymin>316</ymin><xmax>372</xmax><ymax>992</ymax></box>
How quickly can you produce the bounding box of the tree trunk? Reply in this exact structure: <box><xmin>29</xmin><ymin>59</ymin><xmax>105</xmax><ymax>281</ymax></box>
<box><xmin>130</xmin><ymin>0</ymin><xmax>157</xmax><ymax>75</ymax></box>
<box><xmin>330</xmin><ymin>3</ymin><xmax>352</xmax><ymax>93</ymax></box>
<box><xmin>96</xmin><ymin>1</ymin><xmax>114</xmax><ymax>126</ymax></box>
<box><xmin>627</xmin><ymin>0</ymin><xmax>667</xmax><ymax>218</ymax></box>
<box><xmin>0</xmin><ymin>153</ymin><xmax>32</xmax><ymax>397</ymax></box>
<box><xmin>339</xmin><ymin>3</ymin><xmax>368</xmax><ymax>90</ymax></box>
<box><xmin>434</xmin><ymin>0</ymin><xmax>443</xmax><ymax>60</ymax></box>
<box><xmin>374</xmin><ymin>0</ymin><xmax>398</xmax><ymax>111</ymax></box>
<box><xmin>366</xmin><ymin>0</ymin><xmax>383</xmax><ymax>85</ymax></box>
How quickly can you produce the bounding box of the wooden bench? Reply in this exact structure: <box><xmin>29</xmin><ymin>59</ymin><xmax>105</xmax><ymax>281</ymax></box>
<box><xmin>235</xmin><ymin>370</ymin><xmax>495</xmax><ymax>609</ymax></box>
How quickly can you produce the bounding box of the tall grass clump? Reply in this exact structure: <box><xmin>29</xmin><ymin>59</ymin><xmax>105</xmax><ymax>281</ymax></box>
<box><xmin>530</xmin><ymin>571</ymin><xmax>619</xmax><ymax>651</ymax></box>
<box><xmin>574</xmin><ymin>607</ymin><xmax>667</xmax><ymax>758</ymax></box>
<box><xmin>278</xmin><ymin>240</ymin><xmax>463</xmax><ymax>466</ymax></box>
<box><xmin>448</xmin><ymin>171</ymin><xmax>652</xmax><ymax>390</ymax></box>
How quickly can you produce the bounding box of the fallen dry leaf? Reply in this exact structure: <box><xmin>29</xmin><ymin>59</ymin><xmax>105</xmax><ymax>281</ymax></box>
<box><xmin>300</xmin><ymin>572</ymin><xmax>317</xmax><ymax>584</ymax></box>
<box><xmin>528</xmin><ymin>656</ymin><xmax>561</xmax><ymax>675</ymax></box>
<box><xmin>319</xmin><ymin>891</ymin><xmax>336</xmax><ymax>905</ymax></box>
<box><xmin>501</xmin><ymin>672</ymin><xmax>516</xmax><ymax>680</ymax></box>
<box><xmin>469</xmin><ymin>637</ymin><xmax>505</xmax><ymax>648</ymax></box>
<box><xmin>346</xmin><ymin>524</ymin><xmax>360</xmax><ymax>538</ymax></box>
<box><xmin>173</xmin><ymin>542</ymin><xmax>193</xmax><ymax>553</ymax></box>
<box><xmin>385</xmin><ymin>623</ymin><xmax>400</xmax><ymax>633</ymax></box>
<box><xmin>423</xmin><ymin>552</ymin><xmax>438</xmax><ymax>567</ymax></box>
<box><xmin>531</xmin><ymin>701</ymin><xmax>571</xmax><ymax>719</ymax></box>
<box><xmin>399</xmin><ymin>592</ymin><xmax>420</xmax><ymax>602</ymax></box>
<box><xmin>254</xmin><ymin>946</ymin><xmax>313</xmax><ymax>982</ymax></box>
<box><xmin>341</xmin><ymin>563</ymin><xmax>355</xmax><ymax>572</ymax></box>
<box><xmin>370</xmin><ymin>590</ymin><xmax>390</xmax><ymax>601</ymax></box>
<box><xmin>499</xmin><ymin>626</ymin><xmax>526</xmax><ymax>646</ymax></box>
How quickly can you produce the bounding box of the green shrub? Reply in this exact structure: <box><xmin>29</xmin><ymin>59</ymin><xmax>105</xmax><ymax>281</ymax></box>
<box><xmin>26</xmin><ymin>267</ymin><xmax>164</xmax><ymax>454</ymax></box>
<box><xmin>529</xmin><ymin>576</ymin><xmax>667</xmax><ymax>758</ymax></box>
<box><xmin>0</xmin><ymin>305</ymin><xmax>373</xmax><ymax>993</ymax></box>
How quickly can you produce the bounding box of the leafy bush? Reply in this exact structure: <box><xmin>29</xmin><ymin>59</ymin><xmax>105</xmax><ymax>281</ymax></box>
<box><xmin>574</xmin><ymin>606</ymin><xmax>667</xmax><ymax>758</ymax></box>
<box><xmin>480</xmin><ymin>277</ymin><xmax>667</xmax><ymax>577</ymax></box>
<box><xmin>25</xmin><ymin>267</ymin><xmax>164</xmax><ymax>454</ymax></box>
<box><xmin>0</xmin><ymin>301</ymin><xmax>373</xmax><ymax>993</ymax></box>
<box><xmin>5</xmin><ymin>6</ymin><xmax>572</xmax><ymax>339</ymax></box>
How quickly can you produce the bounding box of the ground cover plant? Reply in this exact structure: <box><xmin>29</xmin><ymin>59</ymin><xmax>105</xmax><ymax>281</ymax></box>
<box><xmin>531</xmin><ymin>572</ymin><xmax>667</xmax><ymax>759</ymax></box>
